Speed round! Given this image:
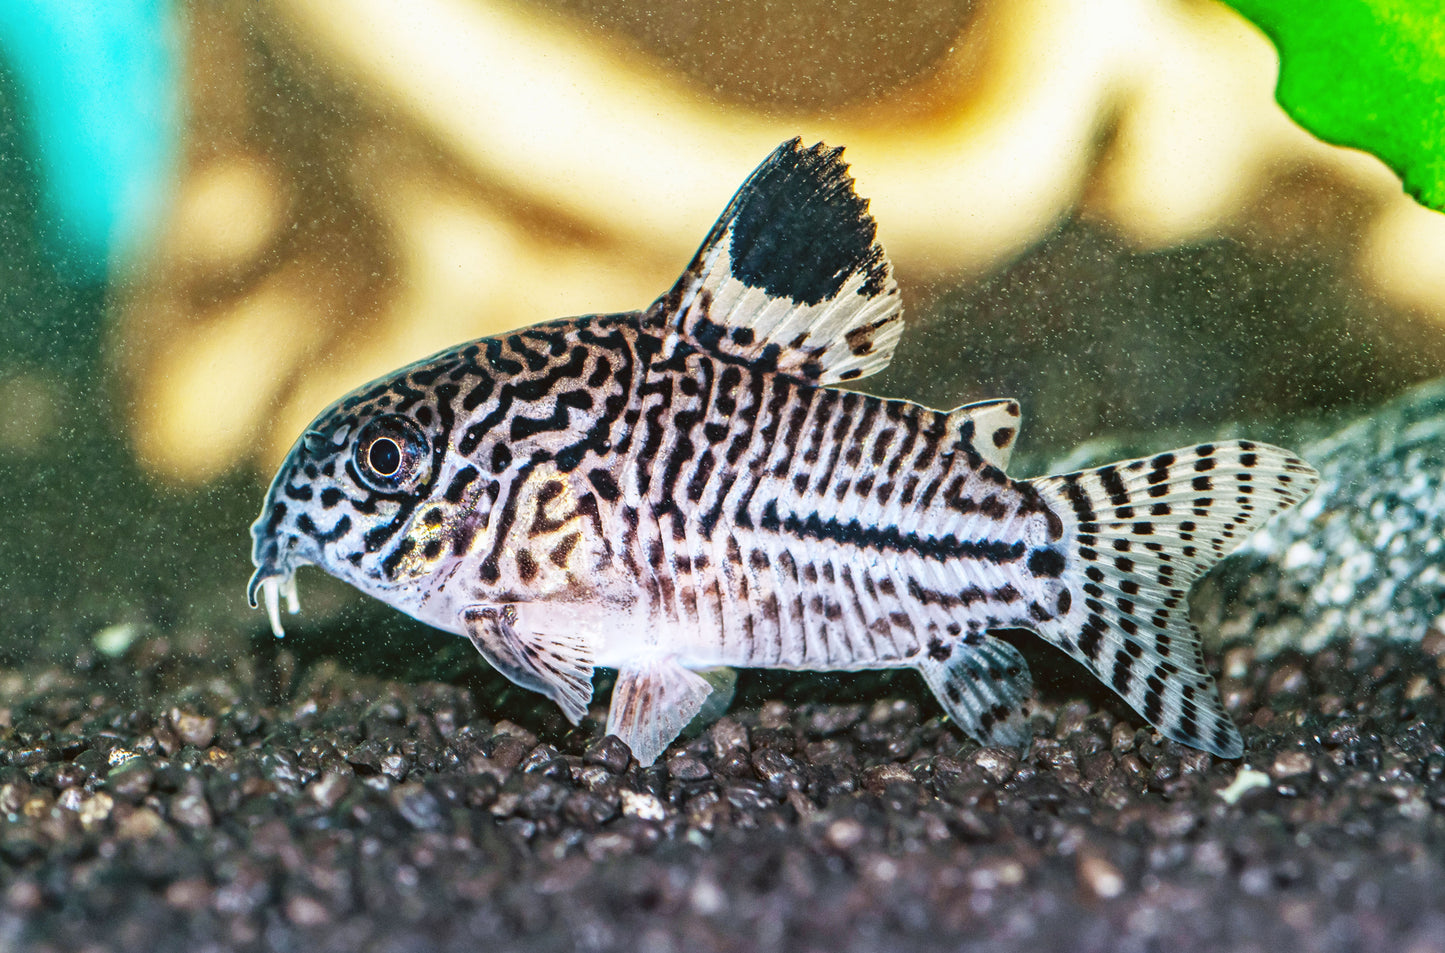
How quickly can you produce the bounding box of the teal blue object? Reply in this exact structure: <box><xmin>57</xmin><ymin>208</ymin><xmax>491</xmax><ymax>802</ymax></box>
<box><xmin>0</xmin><ymin>1</ymin><xmax>178</xmax><ymax>282</ymax></box>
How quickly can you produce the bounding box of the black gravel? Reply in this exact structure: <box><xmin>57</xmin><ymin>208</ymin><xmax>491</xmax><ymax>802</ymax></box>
<box><xmin>3</xmin><ymin>626</ymin><xmax>1445</xmax><ymax>953</ymax></box>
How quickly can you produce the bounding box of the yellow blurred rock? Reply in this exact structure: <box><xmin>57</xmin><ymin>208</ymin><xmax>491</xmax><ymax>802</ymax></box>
<box><xmin>135</xmin><ymin>265</ymin><xmax>335</xmax><ymax>482</ymax></box>
<box><xmin>164</xmin><ymin>156</ymin><xmax>286</xmax><ymax>276</ymax></box>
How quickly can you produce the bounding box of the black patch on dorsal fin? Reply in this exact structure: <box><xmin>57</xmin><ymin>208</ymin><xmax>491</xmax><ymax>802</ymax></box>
<box><xmin>722</xmin><ymin>138</ymin><xmax>888</xmax><ymax>306</ymax></box>
<box><xmin>649</xmin><ymin>139</ymin><xmax>904</xmax><ymax>386</ymax></box>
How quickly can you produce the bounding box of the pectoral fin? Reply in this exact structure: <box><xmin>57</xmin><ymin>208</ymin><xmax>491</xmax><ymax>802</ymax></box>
<box><xmin>461</xmin><ymin>605</ymin><xmax>595</xmax><ymax>724</ymax></box>
<box><xmin>606</xmin><ymin>657</ymin><xmax>714</xmax><ymax>767</ymax></box>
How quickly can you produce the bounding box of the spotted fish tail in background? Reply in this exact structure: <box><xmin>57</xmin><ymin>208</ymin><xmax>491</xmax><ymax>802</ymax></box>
<box><xmin>248</xmin><ymin>139</ymin><xmax>1319</xmax><ymax>767</ymax></box>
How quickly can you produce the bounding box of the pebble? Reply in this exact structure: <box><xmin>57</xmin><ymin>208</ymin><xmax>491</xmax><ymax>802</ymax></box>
<box><xmin>1267</xmin><ymin>664</ymin><xmax>1308</xmax><ymax>696</ymax></box>
<box><xmin>392</xmin><ymin>783</ymin><xmax>443</xmax><ymax>830</ymax></box>
<box><xmin>723</xmin><ymin>782</ymin><xmax>773</xmax><ymax>813</ymax></box>
<box><xmin>170</xmin><ymin>709</ymin><xmax>217</xmax><ymax>748</ymax></box>
<box><xmin>520</xmin><ymin>743</ymin><xmax>562</xmax><ymax>773</ymax></box>
<box><xmin>666</xmin><ymin>755</ymin><xmax>711</xmax><ymax>782</ymax></box>
<box><xmin>758</xmin><ymin>701</ymin><xmax>790</xmax><ymax>729</ymax></box>
<box><xmin>0</xmin><ymin>778</ymin><xmax>29</xmax><ymax>815</ymax></box>
<box><xmin>968</xmin><ymin>857</ymin><xmax>1026</xmax><ymax>891</ymax></box>
<box><xmin>285</xmin><ymin>893</ymin><xmax>333</xmax><ymax>926</ymax></box>
<box><xmin>563</xmin><ymin>790</ymin><xmax>619</xmax><ymax>828</ymax></box>
<box><xmin>170</xmin><ymin>778</ymin><xmax>213</xmax><ymax>828</ymax></box>
<box><xmin>1272</xmin><ymin>750</ymin><xmax>1313</xmax><ymax>778</ymax></box>
<box><xmin>379</xmin><ymin>753</ymin><xmax>408</xmax><ymax>780</ymax></box>
<box><xmin>308</xmin><ymin>770</ymin><xmax>352</xmax><ymax>809</ymax></box>
<box><xmin>1076</xmin><ymin>854</ymin><xmax>1125</xmax><ymax>900</ymax></box>
<box><xmin>5</xmin><ymin>879</ymin><xmax>43</xmax><ymax>913</ymax></box>
<box><xmin>861</xmin><ymin>762</ymin><xmax>913</xmax><ymax>795</ymax></box>
<box><xmin>709</xmin><ymin>718</ymin><xmax>749</xmax><ymax>758</ymax></box>
<box><xmin>823</xmin><ymin>817</ymin><xmax>866</xmax><ymax>851</ymax></box>
<box><xmin>34</xmin><ymin>760</ymin><xmax>87</xmax><ymax>790</ymax></box>
<box><xmin>969</xmin><ymin>747</ymin><xmax>1018</xmax><ymax>784</ymax></box>
<box><xmin>619</xmin><ymin>789</ymin><xmax>666</xmax><ymax>822</ymax></box>
<box><xmin>575</xmin><ymin>764</ymin><xmax>613</xmax><ymax>792</ymax></box>
<box><xmin>751</xmin><ymin>748</ymin><xmax>802</xmax><ymax>794</ymax></box>
<box><xmin>805</xmin><ymin>704</ymin><xmax>863</xmax><ymax>737</ymax></box>
<box><xmin>76</xmin><ymin>792</ymin><xmax>113</xmax><ymax>830</ymax></box>
<box><xmin>163</xmin><ymin>878</ymin><xmax>211</xmax><ymax>911</ymax></box>
<box><xmin>116</xmin><ymin>806</ymin><xmax>165</xmax><ymax>840</ymax></box>
<box><xmin>488</xmin><ymin>736</ymin><xmax>531</xmax><ymax>773</ymax></box>
<box><xmin>583</xmin><ymin>736</ymin><xmax>632</xmax><ymax>774</ymax></box>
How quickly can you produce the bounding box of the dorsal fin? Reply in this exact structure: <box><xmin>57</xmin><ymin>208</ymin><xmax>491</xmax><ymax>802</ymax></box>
<box><xmin>948</xmin><ymin>398</ymin><xmax>1022</xmax><ymax>471</ymax></box>
<box><xmin>650</xmin><ymin>138</ymin><xmax>903</xmax><ymax>385</ymax></box>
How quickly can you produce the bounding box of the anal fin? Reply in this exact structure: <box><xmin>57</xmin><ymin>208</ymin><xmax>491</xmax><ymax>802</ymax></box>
<box><xmin>461</xmin><ymin>605</ymin><xmax>595</xmax><ymax>724</ymax></box>
<box><xmin>916</xmin><ymin>636</ymin><xmax>1034</xmax><ymax>749</ymax></box>
<box><xmin>606</xmin><ymin>657</ymin><xmax>714</xmax><ymax>767</ymax></box>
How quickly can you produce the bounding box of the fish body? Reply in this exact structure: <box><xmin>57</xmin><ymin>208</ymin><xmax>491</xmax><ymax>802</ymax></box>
<box><xmin>249</xmin><ymin>140</ymin><xmax>1319</xmax><ymax>766</ymax></box>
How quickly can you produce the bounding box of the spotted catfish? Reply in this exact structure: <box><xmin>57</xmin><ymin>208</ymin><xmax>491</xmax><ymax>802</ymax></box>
<box><xmin>248</xmin><ymin>139</ymin><xmax>1318</xmax><ymax>766</ymax></box>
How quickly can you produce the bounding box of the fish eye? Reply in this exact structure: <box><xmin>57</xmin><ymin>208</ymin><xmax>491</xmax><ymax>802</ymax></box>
<box><xmin>368</xmin><ymin>438</ymin><xmax>401</xmax><ymax>476</ymax></box>
<box><xmin>353</xmin><ymin>415</ymin><xmax>429</xmax><ymax>492</ymax></box>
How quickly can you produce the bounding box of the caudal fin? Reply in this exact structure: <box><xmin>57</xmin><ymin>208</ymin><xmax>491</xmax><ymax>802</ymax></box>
<box><xmin>1031</xmin><ymin>441</ymin><xmax>1318</xmax><ymax>758</ymax></box>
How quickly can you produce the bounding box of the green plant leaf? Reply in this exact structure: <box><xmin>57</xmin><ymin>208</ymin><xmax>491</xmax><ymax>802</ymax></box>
<box><xmin>1224</xmin><ymin>0</ymin><xmax>1445</xmax><ymax>211</ymax></box>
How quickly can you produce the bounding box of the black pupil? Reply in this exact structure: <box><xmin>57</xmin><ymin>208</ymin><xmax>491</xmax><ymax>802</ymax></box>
<box><xmin>368</xmin><ymin>437</ymin><xmax>402</xmax><ymax>476</ymax></box>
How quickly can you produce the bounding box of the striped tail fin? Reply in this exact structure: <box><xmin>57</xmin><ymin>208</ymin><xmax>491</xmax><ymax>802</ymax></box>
<box><xmin>1030</xmin><ymin>440</ymin><xmax>1319</xmax><ymax>757</ymax></box>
